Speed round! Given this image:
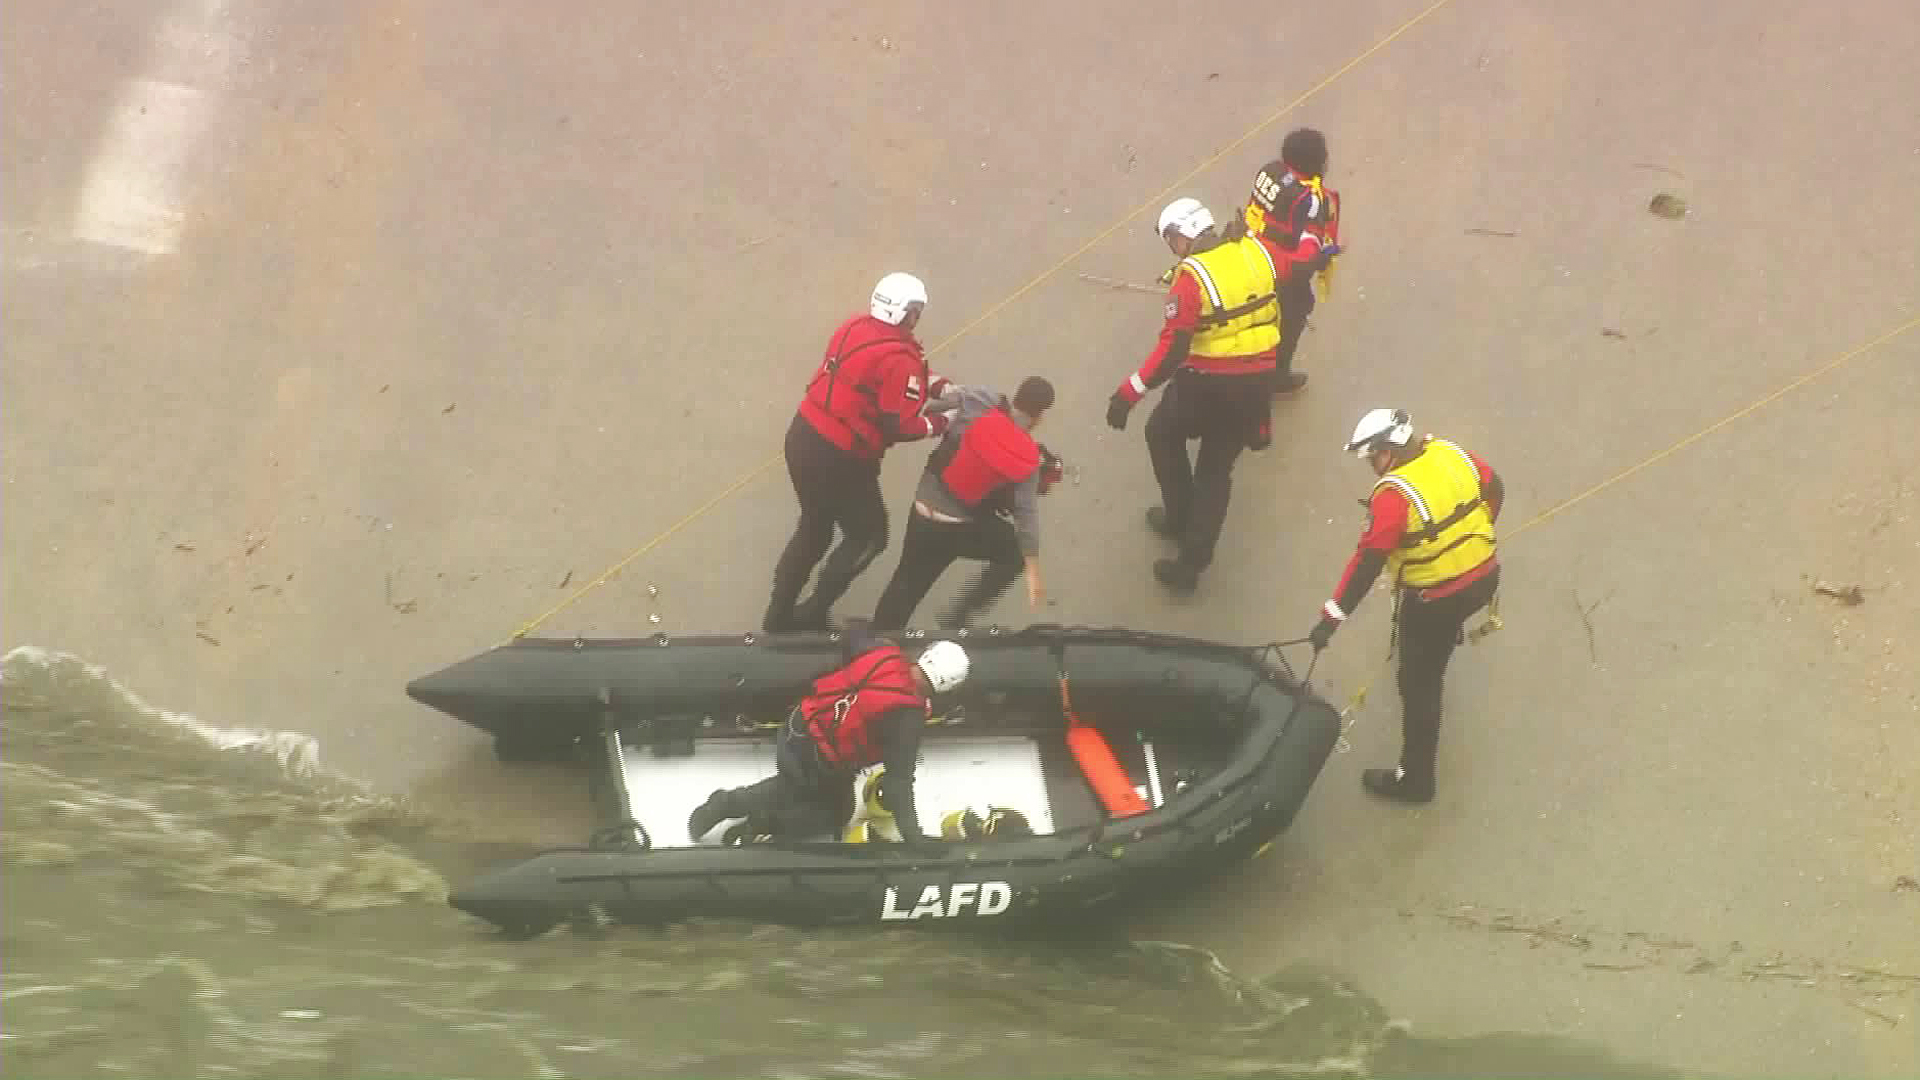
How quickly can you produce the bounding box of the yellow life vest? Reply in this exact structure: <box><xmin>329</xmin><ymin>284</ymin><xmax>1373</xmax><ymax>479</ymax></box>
<box><xmin>842</xmin><ymin>767</ymin><xmax>902</xmax><ymax>842</ymax></box>
<box><xmin>1176</xmin><ymin>235</ymin><xmax>1281</xmax><ymax>359</ymax></box>
<box><xmin>1373</xmin><ymin>437</ymin><xmax>1498</xmax><ymax>588</ymax></box>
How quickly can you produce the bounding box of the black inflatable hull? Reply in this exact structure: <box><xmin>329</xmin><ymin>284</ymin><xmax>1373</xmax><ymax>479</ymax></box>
<box><xmin>406</xmin><ymin>624</ymin><xmax>1341</xmax><ymax>937</ymax></box>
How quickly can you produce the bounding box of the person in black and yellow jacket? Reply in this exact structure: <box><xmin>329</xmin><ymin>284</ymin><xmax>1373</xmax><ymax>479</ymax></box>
<box><xmin>1107</xmin><ymin>197</ymin><xmax>1282</xmax><ymax>593</ymax></box>
<box><xmin>1307</xmin><ymin>408</ymin><xmax>1504</xmax><ymax>804</ymax></box>
<box><xmin>1227</xmin><ymin>128</ymin><xmax>1342</xmax><ymax>395</ymax></box>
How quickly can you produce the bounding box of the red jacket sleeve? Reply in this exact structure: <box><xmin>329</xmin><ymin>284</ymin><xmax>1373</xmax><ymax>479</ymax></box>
<box><xmin>1115</xmin><ymin>270</ymin><xmax>1202</xmax><ymax>402</ymax></box>
<box><xmin>1323</xmin><ymin>484</ymin><xmax>1407</xmax><ymax>621</ymax></box>
<box><xmin>873</xmin><ymin>348</ymin><xmax>950</xmax><ymax>443</ymax></box>
<box><xmin>1464</xmin><ymin>448</ymin><xmax>1504</xmax><ymax>521</ymax></box>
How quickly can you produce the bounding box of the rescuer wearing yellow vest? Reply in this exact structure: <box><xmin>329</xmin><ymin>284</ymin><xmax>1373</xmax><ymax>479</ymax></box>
<box><xmin>1107</xmin><ymin>197</ymin><xmax>1282</xmax><ymax>592</ymax></box>
<box><xmin>1306</xmin><ymin>409</ymin><xmax>1504</xmax><ymax>803</ymax></box>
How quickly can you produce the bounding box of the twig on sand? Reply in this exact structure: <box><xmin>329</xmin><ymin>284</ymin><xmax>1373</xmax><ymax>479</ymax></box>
<box><xmin>1464</xmin><ymin>227</ymin><xmax>1518</xmax><ymax>238</ymax></box>
<box><xmin>1839</xmin><ymin>967</ymin><xmax>1920</xmax><ymax>985</ymax></box>
<box><xmin>1633</xmin><ymin>163</ymin><xmax>1687</xmax><ymax>179</ymax></box>
<box><xmin>1844</xmin><ymin>999</ymin><xmax>1901</xmax><ymax>1027</ymax></box>
<box><xmin>1077</xmin><ymin>272</ymin><xmax>1164</xmax><ymax>295</ymax></box>
<box><xmin>1572</xmin><ymin>588</ymin><xmax>1613</xmax><ymax>664</ymax></box>
<box><xmin>1441</xmin><ymin>907</ymin><xmax>1593</xmax><ymax>950</ymax></box>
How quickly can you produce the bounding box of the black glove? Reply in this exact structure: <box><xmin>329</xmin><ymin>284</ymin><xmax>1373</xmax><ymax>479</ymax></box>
<box><xmin>1308</xmin><ymin>616</ymin><xmax>1339</xmax><ymax>652</ymax></box>
<box><xmin>1106</xmin><ymin>393</ymin><xmax>1135</xmax><ymax>431</ymax></box>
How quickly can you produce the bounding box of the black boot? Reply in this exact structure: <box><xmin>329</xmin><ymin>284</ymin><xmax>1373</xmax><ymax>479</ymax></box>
<box><xmin>1153</xmin><ymin>557</ymin><xmax>1200</xmax><ymax>593</ymax></box>
<box><xmin>787</xmin><ymin>597</ymin><xmax>833</xmax><ymax>633</ymax></box>
<box><xmin>1361</xmin><ymin>766</ymin><xmax>1434</xmax><ymax>804</ymax></box>
<box><xmin>1145</xmin><ymin>506</ymin><xmax>1182</xmax><ymax>539</ymax></box>
<box><xmin>687</xmin><ymin>789</ymin><xmax>738</xmax><ymax>841</ymax></box>
<box><xmin>763</xmin><ymin>577</ymin><xmax>807</xmax><ymax>634</ymax></box>
<box><xmin>1272</xmin><ymin>371</ymin><xmax>1309</xmax><ymax>395</ymax></box>
<box><xmin>762</xmin><ymin>601</ymin><xmax>798</xmax><ymax>635</ymax></box>
<box><xmin>941</xmin><ymin>566</ymin><xmax>1019</xmax><ymax>631</ymax></box>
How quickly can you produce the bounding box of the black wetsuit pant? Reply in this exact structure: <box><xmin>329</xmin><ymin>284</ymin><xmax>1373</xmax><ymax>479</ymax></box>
<box><xmin>765</xmin><ymin>414</ymin><xmax>889</xmax><ymax>633</ymax></box>
<box><xmin>870</xmin><ymin>508</ymin><xmax>1025</xmax><ymax>632</ymax></box>
<box><xmin>713</xmin><ymin>721</ymin><xmax>851</xmax><ymax>841</ymax></box>
<box><xmin>1275</xmin><ymin>278</ymin><xmax>1315</xmax><ymax>380</ymax></box>
<box><xmin>1145</xmin><ymin>368</ymin><xmax>1270</xmax><ymax>573</ymax></box>
<box><xmin>1392</xmin><ymin>566</ymin><xmax>1500</xmax><ymax>790</ymax></box>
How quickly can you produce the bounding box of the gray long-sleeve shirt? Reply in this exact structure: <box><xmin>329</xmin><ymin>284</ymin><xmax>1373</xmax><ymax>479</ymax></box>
<box><xmin>913</xmin><ymin>386</ymin><xmax>1042</xmax><ymax>557</ymax></box>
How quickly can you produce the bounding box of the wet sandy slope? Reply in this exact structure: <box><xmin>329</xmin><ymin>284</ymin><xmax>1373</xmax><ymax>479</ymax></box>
<box><xmin>3</xmin><ymin>0</ymin><xmax>1914</xmax><ymax>1074</ymax></box>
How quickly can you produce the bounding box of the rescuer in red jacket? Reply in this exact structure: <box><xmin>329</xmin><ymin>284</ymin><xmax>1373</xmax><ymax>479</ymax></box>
<box><xmin>686</xmin><ymin>622</ymin><xmax>971</xmax><ymax>847</ymax></box>
<box><xmin>869</xmin><ymin>376</ymin><xmax>1058</xmax><ymax>632</ymax></box>
<box><xmin>764</xmin><ymin>273</ymin><xmax>957</xmax><ymax>634</ymax></box>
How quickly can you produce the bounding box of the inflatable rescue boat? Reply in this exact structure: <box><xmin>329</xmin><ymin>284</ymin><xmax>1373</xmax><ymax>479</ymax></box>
<box><xmin>405</xmin><ymin>623</ymin><xmax>1341</xmax><ymax>938</ymax></box>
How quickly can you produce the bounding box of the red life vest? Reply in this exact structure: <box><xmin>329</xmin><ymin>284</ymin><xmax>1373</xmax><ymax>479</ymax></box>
<box><xmin>797</xmin><ymin>314</ymin><xmax>929</xmax><ymax>458</ymax></box>
<box><xmin>802</xmin><ymin>644</ymin><xmax>927</xmax><ymax>769</ymax></box>
<box><xmin>931</xmin><ymin>405</ymin><xmax>1040</xmax><ymax>513</ymax></box>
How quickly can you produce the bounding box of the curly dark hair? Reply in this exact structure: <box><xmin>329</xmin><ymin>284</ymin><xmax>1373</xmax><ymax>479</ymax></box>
<box><xmin>1013</xmin><ymin>375</ymin><xmax>1055</xmax><ymax>415</ymax></box>
<box><xmin>1281</xmin><ymin>128</ymin><xmax>1328</xmax><ymax>177</ymax></box>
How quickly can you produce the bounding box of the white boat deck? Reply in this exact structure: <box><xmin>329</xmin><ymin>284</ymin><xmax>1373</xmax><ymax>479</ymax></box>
<box><xmin>619</xmin><ymin>735</ymin><xmax>1061</xmax><ymax>847</ymax></box>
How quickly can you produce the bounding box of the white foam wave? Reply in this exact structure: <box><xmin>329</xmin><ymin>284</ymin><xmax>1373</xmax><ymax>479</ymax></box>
<box><xmin>3</xmin><ymin>645</ymin><xmax>329</xmax><ymax>782</ymax></box>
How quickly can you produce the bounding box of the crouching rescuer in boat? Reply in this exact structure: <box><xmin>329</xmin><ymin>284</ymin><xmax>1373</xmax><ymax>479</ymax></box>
<box><xmin>687</xmin><ymin>620</ymin><xmax>971</xmax><ymax>849</ymax></box>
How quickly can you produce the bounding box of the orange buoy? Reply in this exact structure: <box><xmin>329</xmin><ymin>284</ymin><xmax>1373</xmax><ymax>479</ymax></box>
<box><xmin>1066</xmin><ymin>722</ymin><xmax>1150</xmax><ymax>819</ymax></box>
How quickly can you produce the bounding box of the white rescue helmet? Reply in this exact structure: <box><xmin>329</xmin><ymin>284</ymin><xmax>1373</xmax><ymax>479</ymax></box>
<box><xmin>1345</xmin><ymin>408</ymin><xmax>1414</xmax><ymax>458</ymax></box>
<box><xmin>1157</xmin><ymin>197</ymin><xmax>1215</xmax><ymax>241</ymax></box>
<box><xmin>915</xmin><ymin>640</ymin><xmax>970</xmax><ymax>694</ymax></box>
<box><xmin>870</xmin><ymin>272</ymin><xmax>928</xmax><ymax>325</ymax></box>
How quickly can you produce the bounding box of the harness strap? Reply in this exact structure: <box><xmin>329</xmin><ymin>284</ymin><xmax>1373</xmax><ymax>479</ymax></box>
<box><xmin>1398</xmin><ymin>495</ymin><xmax>1485</xmax><ymax>547</ymax></box>
<box><xmin>812</xmin><ymin>318</ymin><xmax>930</xmax><ymax>426</ymax></box>
<box><xmin>1192</xmin><ymin>290</ymin><xmax>1280</xmax><ymax>327</ymax></box>
<box><xmin>1398</xmin><ymin>528</ymin><xmax>1492</xmax><ymax>568</ymax></box>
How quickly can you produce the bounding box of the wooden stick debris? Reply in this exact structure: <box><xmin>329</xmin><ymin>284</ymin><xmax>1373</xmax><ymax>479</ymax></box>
<box><xmin>1077</xmin><ymin>272</ymin><xmax>1164</xmax><ymax>295</ymax></box>
<box><xmin>1845</xmin><ymin>999</ymin><xmax>1901</xmax><ymax>1027</ymax></box>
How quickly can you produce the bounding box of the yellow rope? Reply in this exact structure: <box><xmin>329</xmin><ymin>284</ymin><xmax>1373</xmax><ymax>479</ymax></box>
<box><xmin>1330</xmin><ymin>313</ymin><xmax>1919</xmax><ymax>736</ymax></box>
<box><xmin>509</xmin><ymin>465</ymin><xmax>774</xmax><ymax>640</ymax></box>
<box><xmin>506</xmin><ymin>0</ymin><xmax>1463</xmax><ymax>643</ymax></box>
